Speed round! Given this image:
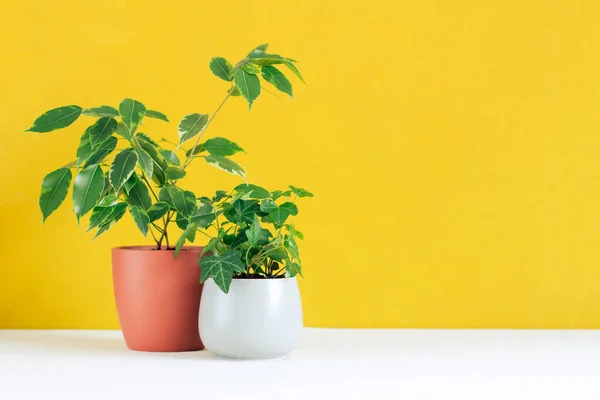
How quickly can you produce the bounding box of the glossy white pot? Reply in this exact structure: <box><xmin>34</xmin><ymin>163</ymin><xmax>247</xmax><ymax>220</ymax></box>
<box><xmin>199</xmin><ymin>277</ymin><xmax>303</xmax><ymax>359</ymax></box>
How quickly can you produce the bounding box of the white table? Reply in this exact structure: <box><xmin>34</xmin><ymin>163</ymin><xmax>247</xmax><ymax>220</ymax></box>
<box><xmin>1</xmin><ymin>329</ymin><xmax>599</xmax><ymax>399</ymax></box>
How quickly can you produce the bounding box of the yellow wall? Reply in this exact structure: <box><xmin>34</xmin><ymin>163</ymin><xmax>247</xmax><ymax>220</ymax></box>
<box><xmin>2</xmin><ymin>0</ymin><xmax>600</xmax><ymax>329</ymax></box>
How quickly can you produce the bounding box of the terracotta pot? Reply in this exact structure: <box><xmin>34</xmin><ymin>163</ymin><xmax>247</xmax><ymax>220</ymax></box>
<box><xmin>112</xmin><ymin>246</ymin><xmax>204</xmax><ymax>352</ymax></box>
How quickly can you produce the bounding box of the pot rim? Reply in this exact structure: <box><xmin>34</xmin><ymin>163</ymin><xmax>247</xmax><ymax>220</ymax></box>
<box><xmin>112</xmin><ymin>245</ymin><xmax>204</xmax><ymax>252</ymax></box>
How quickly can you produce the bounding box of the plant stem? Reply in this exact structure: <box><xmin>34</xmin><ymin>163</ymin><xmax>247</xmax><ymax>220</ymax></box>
<box><xmin>245</xmin><ymin>246</ymin><xmax>252</xmax><ymax>268</ymax></box>
<box><xmin>140</xmin><ymin>173</ymin><xmax>170</xmax><ymax>249</ymax></box>
<box><xmin>181</xmin><ymin>87</ymin><xmax>235</xmax><ymax>171</ymax></box>
<box><xmin>149</xmin><ymin>226</ymin><xmax>159</xmax><ymax>243</ymax></box>
<box><xmin>157</xmin><ymin>211</ymin><xmax>172</xmax><ymax>249</ymax></box>
<box><xmin>141</xmin><ymin>174</ymin><xmax>159</xmax><ymax>202</ymax></box>
<box><xmin>197</xmin><ymin>229</ymin><xmax>214</xmax><ymax>239</ymax></box>
<box><xmin>151</xmin><ymin>223</ymin><xmax>163</xmax><ymax>232</ymax></box>
<box><xmin>149</xmin><ymin>86</ymin><xmax>235</xmax><ymax>249</ymax></box>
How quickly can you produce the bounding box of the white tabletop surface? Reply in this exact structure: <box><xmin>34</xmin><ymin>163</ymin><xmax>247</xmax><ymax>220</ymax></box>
<box><xmin>1</xmin><ymin>328</ymin><xmax>599</xmax><ymax>399</ymax></box>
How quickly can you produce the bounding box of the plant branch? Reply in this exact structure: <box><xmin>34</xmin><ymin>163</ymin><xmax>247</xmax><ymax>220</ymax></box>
<box><xmin>196</xmin><ymin>229</ymin><xmax>214</xmax><ymax>239</ymax></box>
<box><xmin>181</xmin><ymin>86</ymin><xmax>235</xmax><ymax>171</ymax></box>
<box><xmin>141</xmin><ymin>174</ymin><xmax>159</xmax><ymax>202</ymax></box>
<box><xmin>157</xmin><ymin>210</ymin><xmax>172</xmax><ymax>249</ymax></box>
<box><xmin>149</xmin><ymin>226</ymin><xmax>159</xmax><ymax>243</ymax></box>
<box><xmin>140</xmin><ymin>173</ymin><xmax>170</xmax><ymax>249</ymax></box>
<box><xmin>151</xmin><ymin>223</ymin><xmax>163</xmax><ymax>232</ymax></box>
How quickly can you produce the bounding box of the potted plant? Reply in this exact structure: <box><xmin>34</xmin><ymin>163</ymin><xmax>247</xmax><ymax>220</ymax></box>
<box><xmin>27</xmin><ymin>44</ymin><xmax>303</xmax><ymax>352</ymax></box>
<box><xmin>197</xmin><ymin>183</ymin><xmax>313</xmax><ymax>358</ymax></box>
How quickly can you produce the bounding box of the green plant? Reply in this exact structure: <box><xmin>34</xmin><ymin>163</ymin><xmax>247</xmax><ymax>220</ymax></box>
<box><xmin>29</xmin><ymin>44</ymin><xmax>303</xmax><ymax>250</ymax></box>
<box><xmin>196</xmin><ymin>183</ymin><xmax>313</xmax><ymax>293</ymax></box>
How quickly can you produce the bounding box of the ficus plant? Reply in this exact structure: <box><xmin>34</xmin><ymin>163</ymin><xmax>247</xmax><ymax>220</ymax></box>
<box><xmin>29</xmin><ymin>44</ymin><xmax>303</xmax><ymax>251</ymax></box>
<box><xmin>196</xmin><ymin>183</ymin><xmax>313</xmax><ymax>293</ymax></box>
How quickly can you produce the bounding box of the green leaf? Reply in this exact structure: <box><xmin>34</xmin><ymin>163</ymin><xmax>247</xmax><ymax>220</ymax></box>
<box><xmin>204</xmin><ymin>155</ymin><xmax>245</xmax><ymax>179</ymax></box>
<box><xmin>285</xmin><ymin>235</ymin><xmax>300</xmax><ymax>261</ymax></box>
<box><xmin>137</xmin><ymin>132</ymin><xmax>159</xmax><ymax>147</ymax></box>
<box><xmin>212</xmin><ymin>190</ymin><xmax>230</xmax><ymax>202</ymax></box>
<box><xmin>93</xmin><ymin>223</ymin><xmax>110</xmax><ymax>239</ymax></box>
<box><xmin>165</xmin><ymin>166</ymin><xmax>186</xmax><ymax>180</ymax></box>
<box><xmin>147</xmin><ymin>202</ymin><xmax>169</xmax><ymax>222</ymax></box>
<box><xmin>159</xmin><ymin>149</ymin><xmax>180</xmax><ymax>166</ymax></box>
<box><xmin>203</xmin><ymin>137</ymin><xmax>244</xmax><ymax>157</ymax></box>
<box><xmin>124</xmin><ymin>172</ymin><xmax>141</xmax><ymax>194</ymax></box>
<box><xmin>259</xmin><ymin>199</ymin><xmax>278</xmax><ymax>213</ymax></box>
<box><xmin>82</xmin><ymin>106</ymin><xmax>119</xmax><ymax>118</ymax></box>
<box><xmin>137</xmin><ymin>134</ymin><xmax>167</xmax><ymax>185</ymax></box>
<box><xmin>62</xmin><ymin>160</ymin><xmax>77</xmax><ymax>168</ymax></box>
<box><xmin>242</xmin><ymin>64</ymin><xmax>261</xmax><ymax>75</ymax></box>
<box><xmin>261</xmin><ymin>65</ymin><xmax>293</xmax><ymax>98</ymax></box>
<box><xmin>264</xmin><ymin>246</ymin><xmax>288</xmax><ymax>263</ymax></box>
<box><xmin>175</xmin><ymin>213</ymin><xmax>190</xmax><ymax>230</ymax></box>
<box><xmin>130</xmin><ymin>205</ymin><xmax>150</xmax><ymax>237</ymax></box>
<box><xmin>98</xmin><ymin>193</ymin><xmax>118</xmax><ymax>207</ymax></box>
<box><xmin>209</xmin><ymin>57</ymin><xmax>233</xmax><ymax>82</ymax></box>
<box><xmin>285</xmin><ymin>224</ymin><xmax>304</xmax><ymax>240</ymax></box>
<box><xmin>119</xmin><ymin>98</ymin><xmax>146</xmax><ymax>134</ymax></box>
<box><xmin>159</xmin><ymin>186</ymin><xmax>195</xmax><ymax>217</ymax></box>
<box><xmin>234</xmin><ymin>183</ymin><xmax>270</xmax><ymax>199</ymax></box>
<box><xmin>247</xmin><ymin>50</ymin><xmax>284</xmax><ymax>64</ymax></box>
<box><xmin>93</xmin><ymin>204</ymin><xmax>127</xmax><ymax>239</ymax></box>
<box><xmin>185</xmin><ymin>144</ymin><xmax>205</xmax><ymax>157</ymax></box>
<box><xmin>283</xmin><ymin>60</ymin><xmax>305</xmax><ymax>83</ymax></box>
<box><xmin>158</xmin><ymin>186</ymin><xmax>175</xmax><ymax>207</ymax></box>
<box><xmin>85</xmin><ymin>136</ymin><xmax>117</xmax><ymax>167</ymax></box>
<box><xmin>286</xmin><ymin>261</ymin><xmax>302</xmax><ymax>278</ymax></box>
<box><xmin>88</xmin><ymin>205</ymin><xmax>115</xmax><ymax>231</ymax></box>
<box><xmin>224</xmin><ymin>199</ymin><xmax>261</xmax><ymax>225</ymax></box>
<box><xmin>115</xmin><ymin>122</ymin><xmax>131</xmax><ymax>140</ymax></box>
<box><xmin>200</xmin><ymin>238</ymin><xmax>219</xmax><ymax>258</ymax></box>
<box><xmin>88</xmin><ymin>202</ymin><xmax>127</xmax><ymax>231</ymax></box>
<box><xmin>145</xmin><ymin>110</ymin><xmax>169</xmax><ymax>122</ymax></box>
<box><xmin>234</xmin><ymin>69</ymin><xmax>261</xmax><ymax>110</ymax></box>
<box><xmin>191</xmin><ymin>203</ymin><xmax>219</xmax><ymax>228</ymax></box>
<box><xmin>246</xmin><ymin>215</ymin><xmax>271</xmax><ymax>246</ymax></box>
<box><xmin>73</xmin><ymin>165</ymin><xmax>104</xmax><ymax>220</ymax></box>
<box><xmin>173</xmin><ymin>189</ymin><xmax>196</xmax><ymax>217</ymax></box>
<box><xmin>134</xmin><ymin>147</ymin><xmax>154</xmax><ymax>180</ymax></box>
<box><xmin>247</xmin><ymin>43</ymin><xmax>269</xmax><ymax>55</ymax></box>
<box><xmin>230</xmin><ymin>86</ymin><xmax>241</xmax><ymax>96</ymax></box>
<box><xmin>178</xmin><ymin>113</ymin><xmax>208</xmax><ymax>145</ymax></box>
<box><xmin>203</xmin><ymin>229</ymin><xmax>230</xmax><ymax>257</ymax></box>
<box><xmin>39</xmin><ymin>168</ymin><xmax>72</xmax><ymax>223</ymax></box>
<box><xmin>109</xmin><ymin>149</ymin><xmax>138</xmax><ymax>193</ymax></box>
<box><xmin>271</xmin><ymin>190</ymin><xmax>284</xmax><ymax>201</ymax></box>
<box><xmin>280</xmin><ymin>201</ymin><xmax>299</xmax><ymax>216</ymax></box>
<box><xmin>199</xmin><ymin>196</ymin><xmax>212</xmax><ymax>204</ymax></box>
<box><xmin>230</xmin><ymin>228</ymin><xmax>249</xmax><ymax>248</ymax></box>
<box><xmin>88</xmin><ymin>117</ymin><xmax>118</xmax><ymax>149</ymax></box>
<box><xmin>199</xmin><ymin>249</ymin><xmax>246</xmax><ymax>293</ymax></box>
<box><xmin>174</xmin><ymin>222</ymin><xmax>198</xmax><ymax>258</ymax></box>
<box><xmin>126</xmin><ymin>180</ymin><xmax>152</xmax><ymax>210</ymax></box>
<box><xmin>289</xmin><ymin>185</ymin><xmax>313</xmax><ymax>197</ymax></box>
<box><xmin>27</xmin><ymin>105</ymin><xmax>82</xmax><ymax>133</ymax></box>
<box><xmin>263</xmin><ymin>202</ymin><xmax>297</xmax><ymax>228</ymax></box>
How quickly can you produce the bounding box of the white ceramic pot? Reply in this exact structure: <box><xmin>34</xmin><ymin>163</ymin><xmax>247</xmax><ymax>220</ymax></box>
<box><xmin>199</xmin><ymin>277</ymin><xmax>303</xmax><ymax>359</ymax></box>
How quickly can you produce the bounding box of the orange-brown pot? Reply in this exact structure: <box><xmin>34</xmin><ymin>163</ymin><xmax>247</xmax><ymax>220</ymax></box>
<box><xmin>112</xmin><ymin>246</ymin><xmax>204</xmax><ymax>352</ymax></box>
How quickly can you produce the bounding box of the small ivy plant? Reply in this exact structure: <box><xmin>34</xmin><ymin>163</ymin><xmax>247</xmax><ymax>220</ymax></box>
<box><xmin>29</xmin><ymin>44</ymin><xmax>303</xmax><ymax>250</ymax></box>
<box><xmin>196</xmin><ymin>183</ymin><xmax>313</xmax><ymax>293</ymax></box>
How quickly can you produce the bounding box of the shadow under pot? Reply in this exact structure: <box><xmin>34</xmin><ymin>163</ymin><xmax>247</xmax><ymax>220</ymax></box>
<box><xmin>199</xmin><ymin>277</ymin><xmax>303</xmax><ymax>359</ymax></box>
<box><xmin>112</xmin><ymin>246</ymin><xmax>205</xmax><ymax>352</ymax></box>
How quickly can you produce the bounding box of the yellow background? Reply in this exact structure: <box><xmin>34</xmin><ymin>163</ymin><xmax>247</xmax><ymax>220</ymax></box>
<box><xmin>2</xmin><ymin>0</ymin><xmax>600</xmax><ymax>329</ymax></box>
